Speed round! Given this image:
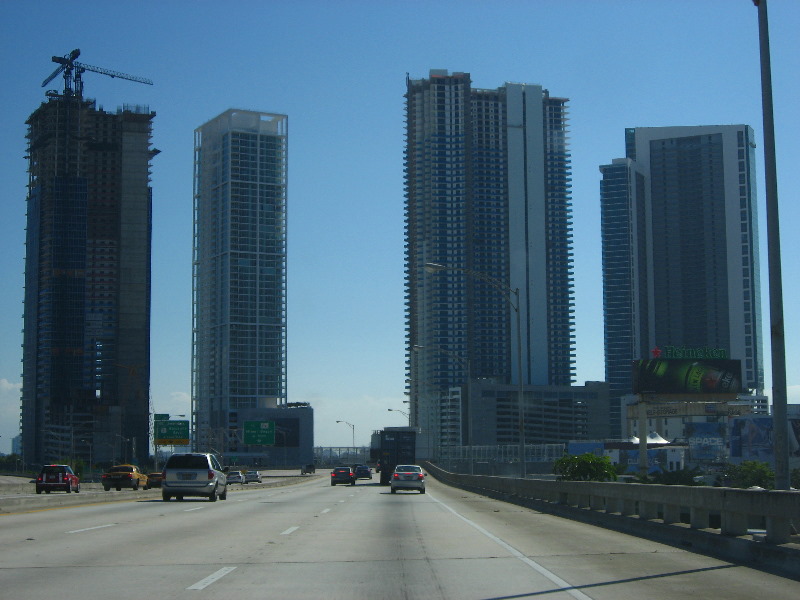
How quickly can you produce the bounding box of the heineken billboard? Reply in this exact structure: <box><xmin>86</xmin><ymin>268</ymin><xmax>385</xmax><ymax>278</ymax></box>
<box><xmin>633</xmin><ymin>358</ymin><xmax>742</xmax><ymax>395</ymax></box>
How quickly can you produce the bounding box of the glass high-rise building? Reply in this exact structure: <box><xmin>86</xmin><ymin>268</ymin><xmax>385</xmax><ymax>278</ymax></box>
<box><xmin>404</xmin><ymin>70</ymin><xmax>575</xmax><ymax>457</ymax></box>
<box><xmin>22</xmin><ymin>91</ymin><xmax>155</xmax><ymax>466</ymax></box>
<box><xmin>600</xmin><ymin>125</ymin><xmax>763</xmax><ymax>437</ymax></box>
<box><xmin>192</xmin><ymin>109</ymin><xmax>288</xmax><ymax>457</ymax></box>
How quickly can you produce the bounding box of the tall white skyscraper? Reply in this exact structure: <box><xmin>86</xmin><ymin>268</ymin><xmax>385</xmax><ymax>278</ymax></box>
<box><xmin>600</xmin><ymin>125</ymin><xmax>763</xmax><ymax>436</ymax></box>
<box><xmin>192</xmin><ymin>109</ymin><xmax>288</xmax><ymax>457</ymax></box>
<box><xmin>405</xmin><ymin>70</ymin><xmax>575</xmax><ymax>456</ymax></box>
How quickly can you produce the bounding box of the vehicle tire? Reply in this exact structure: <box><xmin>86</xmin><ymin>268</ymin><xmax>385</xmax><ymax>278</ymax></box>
<box><xmin>116</xmin><ymin>486</ymin><xmax>121</xmax><ymax>491</ymax></box>
<box><xmin>331</xmin><ymin>481</ymin><xmax>335</xmax><ymax>486</ymax></box>
<box><xmin>420</xmin><ymin>488</ymin><xmax>425</xmax><ymax>494</ymax></box>
<box><xmin>391</xmin><ymin>487</ymin><xmax>396</xmax><ymax>494</ymax></box>
<box><xmin>66</xmin><ymin>486</ymin><xmax>71</xmax><ymax>493</ymax></box>
<box><xmin>351</xmin><ymin>480</ymin><xmax>355</xmax><ymax>486</ymax></box>
<box><xmin>132</xmin><ymin>482</ymin><xmax>138</xmax><ymax>491</ymax></box>
<box><xmin>103</xmin><ymin>486</ymin><xmax>110</xmax><ymax>492</ymax></box>
<box><xmin>76</xmin><ymin>485</ymin><xmax>80</xmax><ymax>493</ymax></box>
<box><xmin>220</xmin><ymin>486</ymin><xmax>227</xmax><ymax>500</ymax></box>
<box><xmin>177</xmin><ymin>495</ymin><xmax>184</xmax><ymax>501</ymax></box>
<box><xmin>162</xmin><ymin>493</ymin><xmax>171</xmax><ymax>501</ymax></box>
<box><xmin>36</xmin><ymin>488</ymin><xmax>42</xmax><ymax>494</ymax></box>
<box><xmin>209</xmin><ymin>487</ymin><xmax>217</xmax><ymax>502</ymax></box>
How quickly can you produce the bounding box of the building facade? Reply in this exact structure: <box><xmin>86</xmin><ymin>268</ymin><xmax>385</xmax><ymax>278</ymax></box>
<box><xmin>22</xmin><ymin>92</ymin><xmax>155</xmax><ymax>466</ymax></box>
<box><xmin>404</xmin><ymin>70</ymin><xmax>575</xmax><ymax>457</ymax></box>
<box><xmin>600</xmin><ymin>126</ymin><xmax>764</xmax><ymax>437</ymax></box>
<box><xmin>192</xmin><ymin>109</ymin><xmax>289</xmax><ymax>460</ymax></box>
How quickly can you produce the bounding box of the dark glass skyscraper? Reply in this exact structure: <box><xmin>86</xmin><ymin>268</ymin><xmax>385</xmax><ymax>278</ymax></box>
<box><xmin>601</xmin><ymin>126</ymin><xmax>763</xmax><ymax>437</ymax></box>
<box><xmin>22</xmin><ymin>90</ymin><xmax>155</xmax><ymax>466</ymax></box>
<box><xmin>405</xmin><ymin>70</ymin><xmax>575</xmax><ymax>457</ymax></box>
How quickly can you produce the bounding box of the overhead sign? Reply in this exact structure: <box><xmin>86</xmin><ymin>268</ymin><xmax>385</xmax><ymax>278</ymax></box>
<box><xmin>153</xmin><ymin>413</ymin><xmax>169</xmax><ymax>421</ymax></box>
<box><xmin>155</xmin><ymin>420</ymin><xmax>190</xmax><ymax>445</ymax></box>
<box><xmin>244</xmin><ymin>420</ymin><xmax>275</xmax><ymax>446</ymax></box>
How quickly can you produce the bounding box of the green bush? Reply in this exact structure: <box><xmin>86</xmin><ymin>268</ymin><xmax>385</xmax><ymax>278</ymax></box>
<box><xmin>553</xmin><ymin>453</ymin><xmax>617</xmax><ymax>482</ymax></box>
<box><xmin>720</xmin><ymin>460</ymin><xmax>775</xmax><ymax>489</ymax></box>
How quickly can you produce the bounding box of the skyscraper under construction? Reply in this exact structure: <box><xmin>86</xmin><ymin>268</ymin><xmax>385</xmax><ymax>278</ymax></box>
<box><xmin>21</xmin><ymin>50</ymin><xmax>156</xmax><ymax>467</ymax></box>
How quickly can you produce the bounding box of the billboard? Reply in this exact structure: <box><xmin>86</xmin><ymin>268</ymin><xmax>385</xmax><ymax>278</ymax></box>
<box><xmin>729</xmin><ymin>417</ymin><xmax>773</xmax><ymax>463</ymax></box>
<box><xmin>633</xmin><ymin>359</ymin><xmax>742</xmax><ymax>394</ymax></box>
<box><xmin>685</xmin><ymin>422</ymin><xmax>726</xmax><ymax>461</ymax></box>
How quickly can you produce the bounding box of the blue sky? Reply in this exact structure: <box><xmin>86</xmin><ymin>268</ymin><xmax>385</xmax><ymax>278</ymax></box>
<box><xmin>1</xmin><ymin>1</ymin><xmax>798</xmax><ymax>453</ymax></box>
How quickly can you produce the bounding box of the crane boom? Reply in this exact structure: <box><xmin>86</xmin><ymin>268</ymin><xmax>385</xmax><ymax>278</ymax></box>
<box><xmin>40</xmin><ymin>48</ymin><xmax>152</xmax><ymax>96</ymax></box>
<box><xmin>74</xmin><ymin>61</ymin><xmax>153</xmax><ymax>86</ymax></box>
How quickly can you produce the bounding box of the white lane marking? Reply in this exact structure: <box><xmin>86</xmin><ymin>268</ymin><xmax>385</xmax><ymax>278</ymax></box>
<box><xmin>428</xmin><ymin>493</ymin><xmax>593</xmax><ymax>600</ymax></box>
<box><xmin>281</xmin><ymin>526</ymin><xmax>299</xmax><ymax>535</ymax></box>
<box><xmin>321</xmin><ymin>508</ymin><xmax>331</xmax><ymax>514</ymax></box>
<box><xmin>67</xmin><ymin>524</ymin><xmax>116</xmax><ymax>534</ymax></box>
<box><xmin>338</xmin><ymin>500</ymin><xmax>345</xmax><ymax>503</ymax></box>
<box><xmin>184</xmin><ymin>507</ymin><xmax>204</xmax><ymax>512</ymax></box>
<box><xmin>187</xmin><ymin>566</ymin><xmax>237</xmax><ymax>590</ymax></box>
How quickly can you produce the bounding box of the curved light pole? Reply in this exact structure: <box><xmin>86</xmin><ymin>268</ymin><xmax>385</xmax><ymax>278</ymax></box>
<box><xmin>388</xmin><ymin>408</ymin><xmax>409</xmax><ymax>419</ymax></box>
<box><xmin>336</xmin><ymin>420</ymin><xmax>355</xmax><ymax>449</ymax></box>
<box><xmin>424</xmin><ymin>262</ymin><xmax>526</xmax><ymax>478</ymax></box>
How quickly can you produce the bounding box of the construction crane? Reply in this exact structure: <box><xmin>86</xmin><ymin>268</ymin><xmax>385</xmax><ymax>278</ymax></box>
<box><xmin>41</xmin><ymin>48</ymin><xmax>152</xmax><ymax>97</ymax></box>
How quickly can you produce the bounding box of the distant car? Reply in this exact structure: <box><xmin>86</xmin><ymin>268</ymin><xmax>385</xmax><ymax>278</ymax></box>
<box><xmin>354</xmin><ymin>465</ymin><xmax>372</xmax><ymax>480</ymax></box>
<box><xmin>147</xmin><ymin>472</ymin><xmax>164</xmax><ymax>488</ymax></box>
<box><xmin>330</xmin><ymin>466</ymin><xmax>355</xmax><ymax>486</ymax></box>
<box><xmin>390</xmin><ymin>465</ymin><xmax>425</xmax><ymax>494</ymax></box>
<box><xmin>244</xmin><ymin>471</ymin><xmax>262</xmax><ymax>484</ymax></box>
<box><xmin>36</xmin><ymin>464</ymin><xmax>80</xmax><ymax>494</ymax></box>
<box><xmin>300</xmin><ymin>463</ymin><xmax>316</xmax><ymax>475</ymax></box>
<box><xmin>227</xmin><ymin>470</ymin><xmax>244</xmax><ymax>484</ymax></box>
<box><xmin>161</xmin><ymin>452</ymin><xmax>228</xmax><ymax>502</ymax></box>
<box><xmin>102</xmin><ymin>464</ymin><xmax>149</xmax><ymax>491</ymax></box>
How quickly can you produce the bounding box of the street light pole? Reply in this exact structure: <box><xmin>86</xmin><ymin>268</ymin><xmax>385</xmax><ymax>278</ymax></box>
<box><xmin>388</xmin><ymin>408</ymin><xmax>409</xmax><ymax>419</ymax></box>
<box><xmin>753</xmin><ymin>0</ymin><xmax>789</xmax><ymax>491</ymax></box>
<box><xmin>336</xmin><ymin>420</ymin><xmax>355</xmax><ymax>450</ymax></box>
<box><xmin>424</xmin><ymin>262</ymin><xmax>526</xmax><ymax>478</ymax></box>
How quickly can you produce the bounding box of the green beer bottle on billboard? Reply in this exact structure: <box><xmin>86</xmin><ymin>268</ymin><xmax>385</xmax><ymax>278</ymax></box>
<box><xmin>634</xmin><ymin>358</ymin><xmax>742</xmax><ymax>394</ymax></box>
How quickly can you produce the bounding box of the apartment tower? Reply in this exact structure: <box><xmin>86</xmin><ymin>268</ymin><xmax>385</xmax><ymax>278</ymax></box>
<box><xmin>600</xmin><ymin>125</ymin><xmax>764</xmax><ymax>437</ymax></box>
<box><xmin>405</xmin><ymin>70</ymin><xmax>575</xmax><ymax>457</ymax></box>
<box><xmin>22</xmin><ymin>81</ymin><xmax>155</xmax><ymax>466</ymax></box>
<box><xmin>192</xmin><ymin>109</ymin><xmax>288</xmax><ymax>458</ymax></box>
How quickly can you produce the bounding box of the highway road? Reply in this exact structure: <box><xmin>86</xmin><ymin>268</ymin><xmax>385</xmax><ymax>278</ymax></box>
<box><xmin>0</xmin><ymin>474</ymin><xmax>796</xmax><ymax>599</ymax></box>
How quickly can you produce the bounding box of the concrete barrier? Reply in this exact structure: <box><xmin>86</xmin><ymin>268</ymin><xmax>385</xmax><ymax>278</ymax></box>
<box><xmin>423</xmin><ymin>462</ymin><xmax>800</xmax><ymax>581</ymax></box>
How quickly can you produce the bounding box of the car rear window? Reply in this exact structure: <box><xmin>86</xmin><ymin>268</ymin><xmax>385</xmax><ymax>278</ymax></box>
<box><xmin>109</xmin><ymin>465</ymin><xmax>133</xmax><ymax>472</ymax></box>
<box><xmin>41</xmin><ymin>466</ymin><xmax>69</xmax><ymax>474</ymax></box>
<box><xmin>396</xmin><ymin>466</ymin><xmax>421</xmax><ymax>472</ymax></box>
<box><xmin>165</xmin><ymin>455</ymin><xmax>209</xmax><ymax>469</ymax></box>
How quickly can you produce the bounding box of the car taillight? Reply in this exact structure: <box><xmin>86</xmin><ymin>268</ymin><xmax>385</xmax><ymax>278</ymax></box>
<box><xmin>393</xmin><ymin>473</ymin><xmax>399</xmax><ymax>479</ymax></box>
<box><xmin>418</xmin><ymin>474</ymin><xmax>424</xmax><ymax>479</ymax></box>
<box><xmin>331</xmin><ymin>473</ymin><xmax>335</xmax><ymax>477</ymax></box>
<box><xmin>37</xmin><ymin>476</ymin><xmax>43</xmax><ymax>482</ymax></box>
<box><xmin>208</xmin><ymin>470</ymin><xmax>214</xmax><ymax>480</ymax></box>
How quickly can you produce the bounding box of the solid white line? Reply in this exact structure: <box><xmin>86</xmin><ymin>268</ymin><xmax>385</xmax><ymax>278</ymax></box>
<box><xmin>428</xmin><ymin>493</ymin><xmax>593</xmax><ymax>600</ymax></box>
<box><xmin>281</xmin><ymin>526</ymin><xmax>299</xmax><ymax>535</ymax></box>
<box><xmin>184</xmin><ymin>507</ymin><xmax>204</xmax><ymax>512</ymax></box>
<box><xmin>67</xmin><ymin>524</ymin><xmax>116</xmax><ymax>534</ymax></box>
<box><xmin>187</xmin><ymin>566</ymin><xmax>237</xmax><ymax>590</ymax></box>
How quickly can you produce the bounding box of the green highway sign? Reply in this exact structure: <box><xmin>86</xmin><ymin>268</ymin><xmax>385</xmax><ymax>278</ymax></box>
<box><xmin>155</xmin><ymin>420</ymin><xmax>190</xmax><ymax>445</ymax></box>
<box><xmin>244</xmin><ymin>420</ymin><xmax>275</xmax><ymax>445</ymax></box>
<box><xmin>154</xmin><ymin>413</ymin><xmax>169</xmax><ymax>421</ymax></box>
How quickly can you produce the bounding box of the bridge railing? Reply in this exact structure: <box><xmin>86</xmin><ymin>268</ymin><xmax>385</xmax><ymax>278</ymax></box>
<box><xmin>423</xmin><ymin>462</ymin><xmax>799</xmax><ymax>545</ymax></box>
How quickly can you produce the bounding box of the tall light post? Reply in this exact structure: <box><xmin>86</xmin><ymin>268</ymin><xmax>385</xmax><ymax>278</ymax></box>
<box><xmin>753</xmin><ymin>0</ymin><xmax>789</xmax><ymax>491</ymax></box>
<box><xmin>336</xmin><ymin>420</ymin><xmax>355</xmax><ymax>450</ymax></box>
<box><xmin>388</xmin><ymin>408</ymin><xmax>409</xmax><ymax>419</ymax></box>
<box><xmin>424</xmin><ymin>262</ymin><xmax>526</xmax><ymax>477</ymax></box>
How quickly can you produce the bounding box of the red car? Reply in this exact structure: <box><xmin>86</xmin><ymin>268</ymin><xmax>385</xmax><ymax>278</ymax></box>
<box><xmin>36</xmin><ymin>464</ymin><xmax>80</xmax><ymax>494</ymax></box>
